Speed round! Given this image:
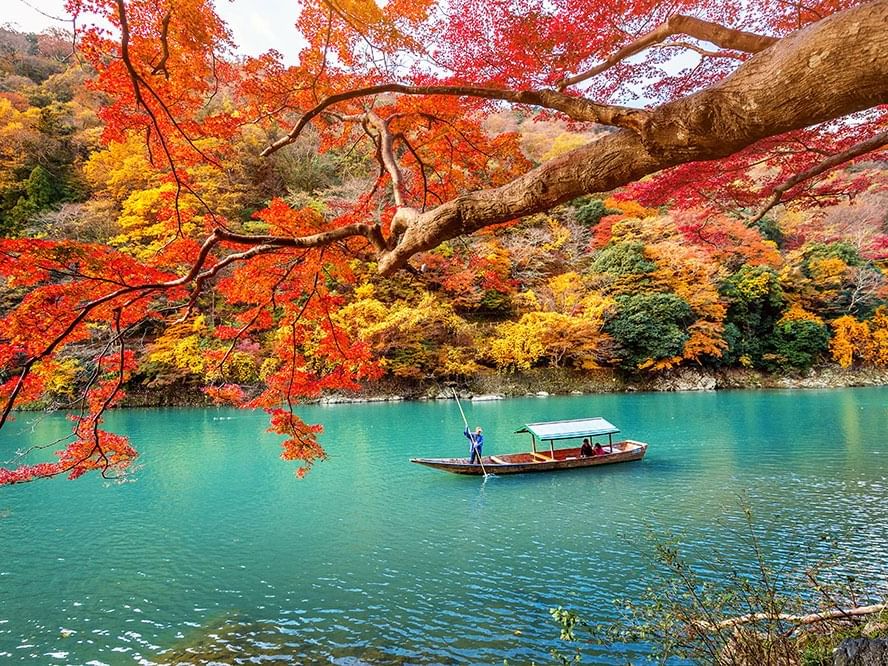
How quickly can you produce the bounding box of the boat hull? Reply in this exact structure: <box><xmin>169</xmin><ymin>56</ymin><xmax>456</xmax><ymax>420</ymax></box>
<box><xmin>410</xmin><ymin>440</ymin><xmax>647</xmax><ymax>475</ymax></box>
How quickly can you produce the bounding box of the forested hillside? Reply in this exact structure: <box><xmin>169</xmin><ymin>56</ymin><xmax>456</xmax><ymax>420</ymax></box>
<box><xmin>2</xmin><ymin>26</ymin><xmax>885</xmax><ymax>402</ymax></box>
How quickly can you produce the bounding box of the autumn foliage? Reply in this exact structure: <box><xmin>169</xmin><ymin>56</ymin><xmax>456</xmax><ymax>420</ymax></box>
<box><xmin>0</xmin><ymin>0</ymin><xmax>886</xmax><ymax>483</ymax></box>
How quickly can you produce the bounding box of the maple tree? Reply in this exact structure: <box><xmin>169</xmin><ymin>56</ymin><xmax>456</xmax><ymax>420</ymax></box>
<box><xmin>1</xmin><ymin>0</ymin><xmax>887</xmax><ymax>483</ymax></box>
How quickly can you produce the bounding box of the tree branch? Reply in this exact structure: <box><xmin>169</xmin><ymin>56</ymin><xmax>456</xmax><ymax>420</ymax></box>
<box><xmin>212</xmin><ymin>258</ymin><xmax>305</xmax><ymax>377</ymax></box>
<box><xmin>747</xmin><ymin>128</ymin><xmax>888</xmax><ymax>225</ymax></box>
<box><xmin>656</xmin><ymin>41</ymin><xmax>747</xmax><ymax>61</ymax></box>
<box><xmin>395</xmin><ymin>132</ymin><xmax>431</xmax><ymax>211</ymax></box>
<box><xmin>114</xmin><ymin>0</ymin><xmax>229</xmax><ymax>239</ymax></box>
<box><xmin>150</xmin><ymin>9</ymin><xmax>172</xmax><ymax>78</ymax></box>
<box><xmin>694</xmin><ymin>602</ymin><xmax>888</xmax><ymax>633</ymax></box>
<box><xmin>557</xmin><ymin>14</ymin><xmax>778</xmax><ymax>90</ymax></box>
<box><xmin>261</xmin><ymin>83</ymin><xmax>649</xmax><ymax>156</ymax></box>
<box><xmin>365</xmin><ymin>111</ymin><xmax>406</xmax><ymax>207</ymax></box>
<box><xmin>214</xmin><ymin>223</ymin><xmax>386</xmax><ymax>252</ymax></box>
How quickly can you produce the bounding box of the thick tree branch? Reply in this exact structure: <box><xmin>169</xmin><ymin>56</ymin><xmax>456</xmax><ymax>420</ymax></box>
<box><xmin>150</xmin><ymin>9</ymin><xmax>172</xmax><ymax>77</ymax></box>
<box><xmin>261</xmin><ymin>83</ymin><xmax>649</xmax><ymax>156</ymax></box>
<box><xmin>558</xmin><ymin>14</ymin><xmax>778</xmax><ymax>89</ymax></box>
<box><xmin>214</xmin><ymin>223</ymin><xmax>385</xmax><ymax>252</ymax></box>
<box><xmin>365</xmin><ymin>111</ymin><xmax>406</xmax><ymax>207</ymax></box>
<box><xmin>747</xmin><ymin>128</ymin><xmax>888</xmax><ymax>225</ymax></box>
<box><xmin>375</xmin><ymin>0</ymin><xmax>888</xmax><ymax>274</ymax></box>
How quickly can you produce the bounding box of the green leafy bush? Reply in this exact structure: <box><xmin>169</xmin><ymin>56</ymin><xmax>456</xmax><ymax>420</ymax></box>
<box><xmin>766</xmin><ymin>319</ymin><xmax>830</xmax><ymax>371</ymax></box>
<box><xmin>604</xmin><ymin>293</ymin><xmax>694</xmax><ymax>370</ymax></box>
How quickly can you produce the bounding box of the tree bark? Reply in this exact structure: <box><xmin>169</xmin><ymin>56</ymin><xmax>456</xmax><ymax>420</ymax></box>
<box><xmin>376</xmin><ymin>0</ymin><xmax>888</xmax><ymax>274</ymax></box>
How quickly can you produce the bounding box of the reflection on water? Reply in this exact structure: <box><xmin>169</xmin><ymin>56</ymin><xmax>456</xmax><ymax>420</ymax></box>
<box><xmin>1</xmin><ymin>388</ymin><xmax>887</xmax><ymax>664</ymax></box>
<box><xmin>162</xmin><ymin>612</ymin><xmax>433</xmax><ymax>664</ymax></box>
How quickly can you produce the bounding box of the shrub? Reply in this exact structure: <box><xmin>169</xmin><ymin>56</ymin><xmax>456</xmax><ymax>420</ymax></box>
<box><xmin>766</xmin><ymin>319</ymin><xmax>830</xmax><ymax>371</ymax></box>
<box><xmin>604</xmin><ymin>293</ymin><xmax>694</xmax><ymax>370</ymax></box>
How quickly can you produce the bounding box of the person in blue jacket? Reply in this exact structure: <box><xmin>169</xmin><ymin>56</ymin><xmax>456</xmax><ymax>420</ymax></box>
<box><xmin>464</xmin><ymin>426</ymin><xmax>484</xmax><ymax>464</ymax></box>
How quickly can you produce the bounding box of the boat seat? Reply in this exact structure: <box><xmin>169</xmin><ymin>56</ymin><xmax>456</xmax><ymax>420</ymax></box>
<box><xmin>531</xmin><ymin>452</ymin><xmax>553</xmax><ymax>462</ymax></box>
<box><xmin>490</xmin><ymin>456</ymin><xmax>507</xmax><ymax>465</ymax></box>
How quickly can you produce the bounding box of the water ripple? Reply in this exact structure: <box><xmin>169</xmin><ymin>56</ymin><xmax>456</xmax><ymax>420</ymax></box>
<box><xmin>1</xmin><ymin>390</ymin><xmax>887</xmax><ymax>663</ymax></box>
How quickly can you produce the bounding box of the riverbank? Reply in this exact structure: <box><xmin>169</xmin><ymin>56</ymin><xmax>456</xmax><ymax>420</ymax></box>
<box><xmin>117</xmin><ymin>365</ymin><xmax>888</xmax><ymax>407</ymax></box>
<box><xmin>313</xmin><ymin>365</ymin><xmax>888</xmax><ymax>404</ymax></box>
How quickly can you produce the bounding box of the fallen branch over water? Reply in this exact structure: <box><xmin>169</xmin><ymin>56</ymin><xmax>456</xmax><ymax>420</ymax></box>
<box><xmin>695</xmin><ymin>603</ymin><xmax>888</xmax><ymax>633</ymax></box>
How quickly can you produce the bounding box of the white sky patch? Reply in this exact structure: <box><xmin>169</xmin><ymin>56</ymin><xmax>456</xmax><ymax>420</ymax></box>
<box><xmin>6</xmin><ymin>0</ymin><xmax>71</xmax><ymax>32</ymax></box>
<box><xmin>214</xmin><ymin>0</ymin><xmax>305</xmax><ymax>64</ymax></box>
<box><xmin>4</xmin><ymin>0</ymin><xmax>305</xmax><ymax>64</ymax></box>
<box><xmin>248</xmin><ymin>12</ymin><xmax>281</xmax><ymax>46</ymax></box>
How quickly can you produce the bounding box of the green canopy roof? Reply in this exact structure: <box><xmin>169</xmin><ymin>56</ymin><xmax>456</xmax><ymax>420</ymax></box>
<box><xmin>516</xmin><ymin>417</ymin><xmax>619</xmax><ymax>441</ymax></box>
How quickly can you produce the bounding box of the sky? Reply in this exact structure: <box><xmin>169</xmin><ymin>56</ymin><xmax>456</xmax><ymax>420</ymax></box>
<box><xmin>5</xmin><ymin>0</ymin><xmax>305</xmax><ymax>63</ymax></box>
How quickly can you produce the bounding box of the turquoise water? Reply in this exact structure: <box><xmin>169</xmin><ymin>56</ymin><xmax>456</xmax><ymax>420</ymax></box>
<box><xmin>1</xmin><ymin>388</ymin><xmax>887</xmax><ymax>664</ymax></box>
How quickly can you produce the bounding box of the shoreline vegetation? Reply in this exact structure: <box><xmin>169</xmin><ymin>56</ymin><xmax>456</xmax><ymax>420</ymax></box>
<box><xmin>112</xmin><ymin>365</ymin><xmax>888</xmax><ymax>409</ymax></box>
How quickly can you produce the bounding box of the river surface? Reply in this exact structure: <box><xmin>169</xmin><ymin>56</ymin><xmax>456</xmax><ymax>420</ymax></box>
<box><xmin>1</xmin><ymin>388</ymin><xmax>887</xmax><ymax>664</ymax></box>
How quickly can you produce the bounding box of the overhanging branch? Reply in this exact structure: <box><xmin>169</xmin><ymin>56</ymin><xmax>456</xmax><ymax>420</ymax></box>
<box><xmin>261</xmin><ymin>83</ymin><xmax>649</xmax><ymax>156</ymax></box>
<box><xmin>557</xmin><ymin>14</ymin><xmax>778</xmax><ymax>90</ymax></box>
<box><xmin>656</xmin><ymin>41</ymin><xmax>747</xmax><ymax>61</ymax></box>
<box><xmin>747</xmin><ymin>128</ymin><xmax>888</xmax><ymax>225</ymax></box>
<box><xmin>214</xmin><ymin>223</ymin><xmax>385</xmax><ymax>252</ymax></box>
<box><xmin>693</xmin><ymin>602</ymin><xmax>888</xmax><ymax>633</ymax></box>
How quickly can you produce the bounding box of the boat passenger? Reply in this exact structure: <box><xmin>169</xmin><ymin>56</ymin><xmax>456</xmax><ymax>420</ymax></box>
<box><xmin>580</xmin><ymin>438</ymin><xmax>593</xmax><ymax>457</ymax></box>
<box><xmin>464</xmin><ymin>426</ymin><xmax>484</xmax><ymax>464</ymax></box>
<box><xmin>592</xmin><ymin>443</ymin><xmax>606</xmax><ymax>456</ymax></box>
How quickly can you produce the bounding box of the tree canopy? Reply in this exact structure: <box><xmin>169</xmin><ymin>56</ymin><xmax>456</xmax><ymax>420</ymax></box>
<box><xmin>0</xmin><ymin>0</ymin><xmax>886</xmax><ymax>483</ymax></box>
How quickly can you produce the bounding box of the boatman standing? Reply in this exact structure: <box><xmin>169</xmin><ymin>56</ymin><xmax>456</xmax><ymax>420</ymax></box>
<box><xmin>464</xmin><ymin>426</ymin><xmax>484</xmax><ymax>464</ymax></box>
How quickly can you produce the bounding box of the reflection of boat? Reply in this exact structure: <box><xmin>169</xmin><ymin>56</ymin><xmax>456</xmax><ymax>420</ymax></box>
<box><xmin>410</xmin><ymin>417</ymin><xmax>648</xmax><ymax>476</ymax></box>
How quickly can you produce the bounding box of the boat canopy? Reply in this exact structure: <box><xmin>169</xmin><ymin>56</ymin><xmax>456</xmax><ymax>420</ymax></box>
<box><xmin>516</xmin><ymin>417</ymin><xmax>619</xmax><ymax>441</ymax></box>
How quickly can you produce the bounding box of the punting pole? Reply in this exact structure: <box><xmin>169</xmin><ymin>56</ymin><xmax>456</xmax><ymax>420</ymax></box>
<box><xmin>452</xmin><ymin>388</ymin><xmax>488</xmax><ymax>478</ymax></box>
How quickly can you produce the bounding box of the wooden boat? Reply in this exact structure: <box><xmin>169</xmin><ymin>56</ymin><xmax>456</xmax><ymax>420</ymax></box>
<box><xmin>411</xmin><ymin>417</ymin><xmax>648</xmax><ymax>475</ymax></box>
